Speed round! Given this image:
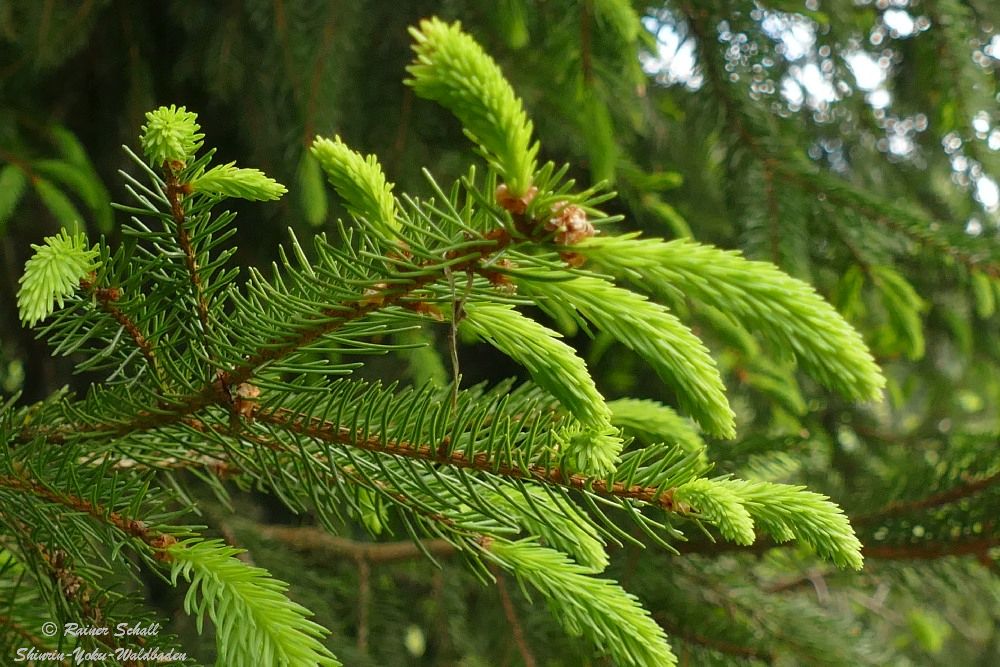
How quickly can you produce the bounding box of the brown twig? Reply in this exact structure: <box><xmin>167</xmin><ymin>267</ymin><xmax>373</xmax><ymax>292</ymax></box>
<box><xmin>356</xmin><ymin>556</ymin><xmax>371</xmax><ymax>654</ymax></box>
<box><xmin>164</xmin><ymin>168</ymin><xmax>212</xmax><ymax>334</ymax></box>
<box><xmin>20</xmin><ymin>228</ymin><xmax>520</xmax><ymax>446</ymax></box>
<box><xmin>862</xmin><ymin>536</ymin><xmax>999</xmax><ymax>560</ymax></box>
<box><xmin>1</xmin><ymin>520</ymin><xmax>140</xmax><ymax>664</ymax></box>
<box><xmin>253</xmin><ymin>407</ymin><xmax>681</xmax><ymax>512</ymax></box>
<box><xmin>80</xmin><ymin>276</ymin><xmax>159</xmax><ymax>372</ymax></box>
<box><xmin>492</xmin><ymin>565</ymin><xmax>537</xmax><ymax>667</ymax></box>
<box><xmin>656</xmin><ymin>615</ymin><xmax>772</xmax><ymax>661</ymax></box>
<box><xmin>256</xmin><ymin>525</ymin><xmax>456</xmax><ymax>562</ymax></box>
<box><xmin>0</xmin><ymin>473</ymin><xmax>176</xmax><ymax>556</ymax></box>
<box><xmin>853</xmin><ymin>468</ymin><xmax>1000</xmax><ymax>525</ymax></box>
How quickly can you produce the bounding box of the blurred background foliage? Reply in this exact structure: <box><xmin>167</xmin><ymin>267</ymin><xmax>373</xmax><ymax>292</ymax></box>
<box><xmin>2</xmin><ymin>0</ymin><xmax>999</xmax><ymax>664</ymax></box>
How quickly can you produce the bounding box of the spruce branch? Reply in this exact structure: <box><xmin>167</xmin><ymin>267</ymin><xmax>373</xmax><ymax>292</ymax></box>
<box><xmin>250</xmin><ymin>406</ymin><xmax>678</xmax><ymax>510</ymax></box>
<box><xmin>854</xmin><ymin>468</ymin><xmax>1000</xmax><ymax>525</ymax></box>
<box><xmin>165</xmin><ymin>166</ymin><xmax>213</xmax><ymax>340</ymax></box>
<box><xmin>776</xmin><ymin>161</ymin><xmax>1000</xmax><ymax>279</ymax></box>
<box><xmin>79</xmin><ymin>276</ymin><xmax>159</xmax><ymax>372</ymax></box>
<box><xmin>1</xmin><ymin>14</ymin><xmax>937</xmax><ymax>663</ymax></box>
<box><xmin>0</xmin><ymin>473</ymin><xmax>173</xmax><ymax>552</ymax></box>
<box><xmin>517</xmin><ymin>272</ymin><xmax>736</xmax><ymax>438</ymax></box>
<box><xmin>4</xmin><ymin>520</ymin><xmax>111</xmax><ymax>632</ymax></box>
<box><xmin>0</xmin><ymin>470</ymin><xmax>339</xmax><ymax>665</ymax></box>
<box><xmin>255</xmin><ymin>525</ymin><xmax>456</xmax><ymax>563</ymax></box>
<box><xmin>683</xmin><ymin>2</ymin><xmax>1000</xmax><ymax>283</ymax></box>
<box><xmin>460</xmin><ymin>302</ymin><xmax>620</xmax><ymax>473</ymax></box>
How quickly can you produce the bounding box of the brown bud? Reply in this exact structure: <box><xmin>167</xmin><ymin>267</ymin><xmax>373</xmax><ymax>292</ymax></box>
<box><xmin>495</xmin><ymin>183</ymin><xmax>538</xmax><ymax>214</ymax></box>
<box><xmin>559</xmin><ymin>252</ymin><xmax>587</xmax><ymax>268</ymax></box>
<box><xmin>234</xmin><ymin>382</ymin><xmax>261</xmax><ymax>420</ymax></box>
<box><xmin>546</xmin><ymin>203</ymin><xmax>595</xmax><ymax>246</ymax></box>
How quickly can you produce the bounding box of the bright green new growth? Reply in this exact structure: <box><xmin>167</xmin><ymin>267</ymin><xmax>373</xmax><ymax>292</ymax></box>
<box><xmin>460</xmin><ymin>302</ymin><xmax>621</xmax><ymax>473</ymax></box>
<box><xmin>406</xmin><ymin>18</ymin><xmax>538</xmax><ymax>196</ymax></box>
<box><xmin>489</xmin><ymin>539</ymin><xmax>678</xmax><ymax>667</ymax></box>
<box><xmin>191</xmin><ymin>162</ymin><xmax>287</xmax><ymax>201</ymax></box>
<box><xmin>16</xmin><ymin>229</ymin><xmax>99</xmax><ymax>326</ymax></box>
<box><xmin>578</xmin><ymin>235</ymin><xmax>886</xmax><ymax>402</ymax></box>
<box><xmin>674</xmin><ymin>478</ymin><xmax>757</xmax><ymax>545</ymax></box>
<box><xmin>609</xmin><ymin>398</ymin><xmax>707</xmax><ymax>460</ymax></box>
<box><xmin>140</xmin><ymin>105</ymin><xmax>204</xmax><ymax>167</ymax></box>
<box><xmin>553</xmin><ymin>423</ymin><xmax>626</xmax><ymax>480</ymax></box>
<box><xmin>519</xmin><ymin>274</ymin><xmax>736</xmax><ymax>438</ymax></box>
<box><xmin>689</xmin><ymin>479</ymin><xmax>865</xmax><ymax>570</ymax></box>
<box><xmin>168</xmin><ymin>538</ymin><xmax>341</xmax><ymax>667</ymax></box>
<box><xmin>310</xmin><ymin>135</ymin><xmax>398</xmax><ymax>234</ymax></box>
<box><xmin>488</xmin><ymin>487</ymin><xmax>609</xmax><ymax>572</ymax></box>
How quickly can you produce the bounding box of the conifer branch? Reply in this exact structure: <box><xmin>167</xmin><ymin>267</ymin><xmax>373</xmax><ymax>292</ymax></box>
<box><xmin>3</xmin><ymin>14</ymin><xmax>941</xmax><ymax>662</ymax></box>
<box><xmin>655</xmin><ymin>615</ymin><xmax>772</xmax><ymax>662</ymax></box>
<box><xmin>0</xmin><ymin>473</ymin><xmax>174</xmax><ymax>553</ymax></box>
<box><xmin>250</xmin><ymin>407</ymin><xmax>682</xmax><ymax>512</ymax></box>
<box><xmin>491</xmin><ymin>565</ymin><xmax>538</xmax><ymax>667</ymax></box>
<box><xmin>853</xmin><ymin>468</ymin><xmax>1000</xmax><ymax>525</ymax></box>
<box><xmin>165</xmin><ymin>169</ymin><xmax>213</xmax><ymax>336</ymax></box>
<box><xmin>256</xmin><ymin>525</ymin><xmax>456</xmax><ymax>562</ymax></box>
<box><xmin>683</xmin><ymin>3</ymin><xmax>1000</xmax><ymax>281</ymax></box>
<box><xmin>80</xmin><ymin>276</ymin><xmax>159</xmax><ymax>372</ymax></box>
<box><xmin>863</xmin><ymin>536</ymin><xmax>999</xmax><ymax>560</ymax></box>
<box><xmin>775</xmin><ymin>163</ymin><xmax>1000</xmax><ymax>279</ymax></box>
<box><xmin>0</xmin><ymin>519</ymin><xmax>143</xmax><ymax>660</ymax></box>
<box><xmin>18</xmin><ymin>235</ymin><xmax>514</xmax><ymax>445</ymax></box>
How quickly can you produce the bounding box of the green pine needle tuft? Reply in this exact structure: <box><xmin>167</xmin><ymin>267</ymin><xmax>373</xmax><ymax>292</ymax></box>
<box><xmin>675</xmin><ymin>478</ymin><xmax>757</xmax><ymax>546</ymax></box>
<box><xmin>168</xmin><ymin>538</ymin><xmax>341</xmax><ymax>667</ymax></box>
<box><xmin>406</xmin><ymin>17</ymin><xmax>538</xmax><ymax>196</ymax></box>
<box><xmin>489</xmin><ymin>539</ymin><xmax>677</xmax><ymax>667</ymax></box>
<box><xmin>518</xmin><ymin>273</ymin><xmax>736</xmax><ymax>439</ymax></box>
<box><xmin>460</xmin><ymin>302</ymin><xmax>621</xmax><ymax>474</ymax></box>
<box><xmin>311</xmin><ymin>135</ymin><xmax>398</xmax><ymax>234</ymax></box>
<box><xmin>579</xmin><ymin>236</ymin><xmax>887</xmax><ymax>403</ymax></box>
<box><xmin>717</xmin><ymin>480</ymin><xmax>864</xmax><ymax>570</ymax></box>
<box><xmin>191</xmin><ymin>162</ymin><xmax>287</xmax><ymax>201</ymax></box>
<box><xmin>17</xmin><ymin>229</ymin><xmax>100</xmax><ymax>327</ymax></box>
<box><xmin>140</xmin><ymin>105</ymin><xmax>204</xmax><ymax>167</ymax></box>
